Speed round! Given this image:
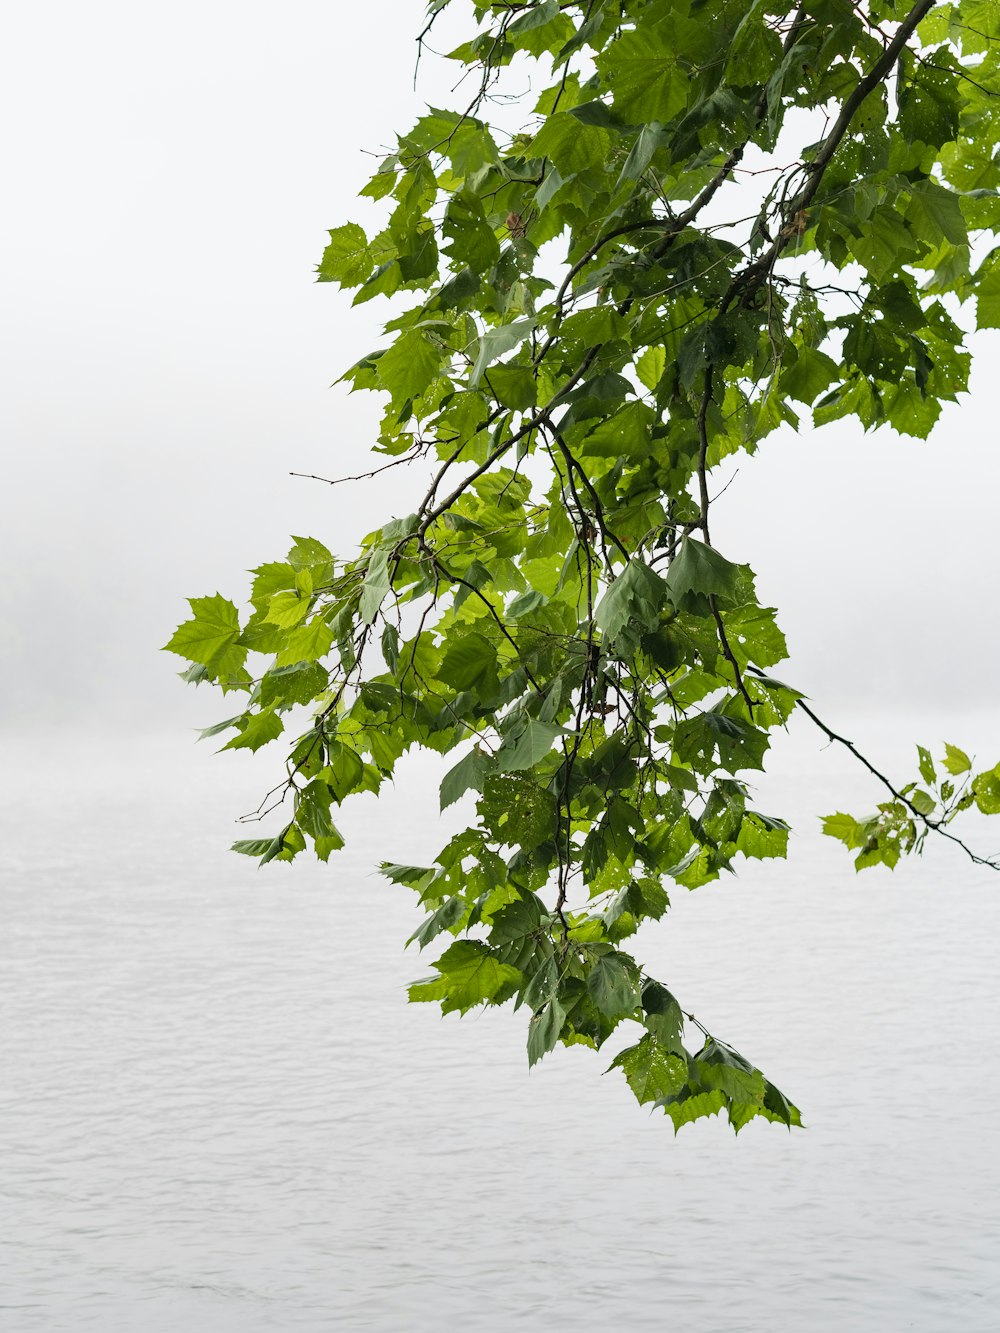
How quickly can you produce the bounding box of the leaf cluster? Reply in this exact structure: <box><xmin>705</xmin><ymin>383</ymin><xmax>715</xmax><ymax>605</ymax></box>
<box><xmin>167</xmin><ymin>0</ymin><xmax>1000</xmax><ymax>1132</ymax></box>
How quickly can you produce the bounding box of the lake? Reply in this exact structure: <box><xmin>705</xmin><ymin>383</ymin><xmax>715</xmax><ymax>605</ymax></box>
<box><xmin>3</xmin><ymin>719</ymin><xmax>999</xmax><ymax>1331</ymax></box>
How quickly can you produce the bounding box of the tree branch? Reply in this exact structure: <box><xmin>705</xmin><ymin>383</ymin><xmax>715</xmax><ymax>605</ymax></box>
<box><xmin>760</xmin><ymin>674</ymin><xmax>1000</xmax><ymax>872</ymax></box>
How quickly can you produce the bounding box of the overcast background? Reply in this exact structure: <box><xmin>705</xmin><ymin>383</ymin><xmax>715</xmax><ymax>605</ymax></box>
<box><xmin>5</xmin><ymin>6</ymin><xmax>1000</xmax><ymax>1330</ymax></box>
<box><xmin>2</xmin><ymin>0</ymin><xmax>998</xmax><ymax>742</ymax></box>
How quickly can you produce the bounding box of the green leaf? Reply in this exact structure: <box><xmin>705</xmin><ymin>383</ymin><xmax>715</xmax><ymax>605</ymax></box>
<box><xmin>265</xmin><ymin>590</ymin><xmax>310</xmax><ymax>629</ymax></box>
<box><xmin>378</xmin><ymin>329</ymin><xmax>444</xmax><ymax>407</ymax></box>
<box><xmin>943</xmin><ymin>743</ymin><xmax>971</xmax><ymax>775</ymax></box>
<box><xmin>360</xmin><ymin>549</ymin><xmax>391</xmax><ymax>625</ymax></box>
<box><xmin>595</xmin><ymin>560</ymin><xmax>670</xmax><ymax>643</ymax></box>
<box><xmin>884</xmin><ymin>379</ymin><xmax>941</xmax><ymax>439</ymax></box>
<box><xmin>440</xmin><ymin>747</ymin><xmax>492</xmax><ymax>810</ymax></box>
<box><xmin>617</xmin><ymin>122</ymin><xmax>666</xmax><ymax>188</ymax></box>
<box><xmin>973</xmin><ymin>766</ymin><xmax>1000</xmax><ymax>815</ymax></box>
<box><xmin>821</xmin><ymin>812</ymin><xmax>866</xmax><ymax>850</ymax></box>
<box><xmin>695</xmin><ymin>1039</ymin><xmax>765</xmax><ymax>1105</ymax></box>
<box><xmin>527</xmin><ymin>998</ymin><xmax>566</xmax><ymax>1067</ymax></box>
<box><xmin>507</xmin><ymin>589</ymin><xmax>545</xmax><ymax>619</ymax></box>
<box><xmin>488</xmin><ymin>363</ymin><xmax>537</xmax><ymax>410</ymax></box>
<box><xmin>274</xmin><ymin>618</ymin><xmax>334</xmax><ymax>667</ymax></box>
<box><xmin>231</xmin><ymin>837</ymin><xmax>277</xmax><ymax>859</ymax></box>
<box><xmin>665</xmin><ymin>539</ymin><xmax>740</xmax><ymax>603</ymax></box>
<box><xmin>438</xmin><ymin>631</ymin><xmax>499</xmax><ymax>692</ymax></box>
<box><xmin>326</xmin><ymin>741</ymin><xmax>367</xmax><ymax>802</ymax></box>
<box><xmin>848</xmin><ymin>206</ymin><xmax>916</xmax><ymax>281</ymax></box>
<box><xmin>508</xmin><ymin>0</ymin><xmax>559</xmax><ymax>36</ymax></box>
<box><xmin>232</xmin><ymin>823</ymin><xmax>300</xmax><ymax>866</ymax></box>
<box><xmin>780</xmin><ymin>347</ymin><xmax>838</xmax><ymax>405</ymax></box>
<box><xmin>725</xmin><ymin>605</ymin><xmax>787</xmax><ymax>669</ymax></box>
<box><xmin>165</xmin><ymin>595</ymin><xmax>243</xmax><ymax>673</ymax></box>
<box><xmin>534</xmin><ymin>164</ymin><xmax>566</xmax><ymax>213</ymax></box>
<box><xmin>899</xmin><ymin>63</ymin><xmax>960</xmax><ymax>148</ymax></box>
<box><xmin>317</xmin><ymin>223</ymin><xmax>372</xmax><ymax>287</ymax></box>
<box><xmin>674</xmin><ymin>709</ymin><xmax>770</xmax><ymax>775</ymax></box>
<box><xmin>397</xmin><ymin>227</ymin><xmax>438</xmax><ymax>283</ymax></box>
<box><xmin>251</xmin><ymin>562</ymin><xmax>297</xmax><ymax>602</ymax></box>
<box><xmin>197</xmin><ymin>714</ymin><xmax>242</xmax><ymax>741</ymax></box>
<box><xmin>288</xmin><ymin>536</ymin><xmax>335</xmax><ymax>583</ymax></box>
<box><xmin>636</xmin><ymin>345</ymin><xmax>666</xmax><ymax>392</ymax></box>
<box><xmin>641</xmin><ymin>980</ymin><xmax>684</xmax><ymax>1052</ymax></box>
<box><xmin>727</xmin><ymin>8</ymin><xmax>782</xmax><ymax>83</ymax></box>
<box><xmin>530</xmin><ymin>113</ymin><xmax>611</xmax><ymax>175</ymax></box>
<box><xmin>760</xmin><ymin>1078</ymin><xmax>801</xmax><ymax>1129</ymax></box>
<box><xmin>975</xmin><ymin>250</ymin><xmax>1000</xmax><ymax>329</ymax></box>
<box><xmin>736</xmin><ymin>812</ymin><xmax>789</xmax><ymax>860</ymax></box>
<box><xmin>381</xmin><ymin>862</ymin><xmax>437</xmax><ymax>890</ymax></box>
<box><xmin>496</xmin><ymin>719</ymin><xmax>562</xmax><ymax>772</ymax></box>
<box><xmin>295</xmin><ymin>779</ymin><xmax>336</xmax><ymax>840</ymax></box>
<box><xmin>905</xmin><ymin>179</ymin><xmax>967</xmax><ymax>247</ymax></box>
<box><xmin>313</xmin><ymin>830</ymin><xmax>346</xmax><ymax>864</ymax></box>
<box><xmin>221</xmin><ymin>707</ymin><xmax>284</xmax><ymax>753</ymax></box>
<box><xmin>259</xmin><ymin>662</ymin><xmax>328</xmax><ymax>710</ymax></box>
<box><xmin>609</xmin><ymin>1033</ymin><xmax>687</xmax><ymax>1104</ymax></box>
<box><xmin>478</xmin><ymin>774</ymin><xmax>557</xmax><ymax>850</ymax></box>
<box><xmin>408</xmin><ymin>895</ymin><xmax>466</xmax><ymax>950</ymax></box>
<box><xmin>489</xmin><ymin>893</ymin><xmax>545</xmax><ymax>946</ymax></box>
<box><xmin>598</xmin><ymin>20</ymin><xmax>690</xmax><ymax>124</ymax></box>
<box><xmin>660</xmin><ymin>1088</ymin><xmax>727</xmax><ymax>1133</ymax></box>
<box><xmin>566</xmin><ymin>99</ymin><xmax>628</xmax><ymax>131</ymax></box>
<box><xmin>587</xmin><ymin>952</ymin><xmax>639</xmax><ymax>1017</ymax></box>
<box><xmin>443</xmin><ymin>192</ymin><xmax>501</xmax><ymax>270</ymax></box>
<box><xmin>408</xmin><ymin>940</ymin><xmax>521</xmax><ymax>1015</ymax></box>
<box><xmin>522</xmin><ymin>956</ymin><xmax>559</xmax><ymax>1012</ymax></box>
<box><xmin>470</xmin><ymin>317</ymin><xmax>536</xmax><ymax>387</ymax></box>
<box><xmin>917</xmin><ymin>745</ymin><xmax>937</xmax><ymax>786</ymax></box>
<box><xmin>909</xmin><ymin>789</ymin><xmax>936</xmax><ymax>817</ymax></box>
<box><xmin>381</xmin><ymin>623</ymin><xmax>399</xmax><ymax>671</ymax></box>
<box><xmin>580</xmin><ymin>402</ymin><xmax>655</xmax><ymax>460</ymax></box>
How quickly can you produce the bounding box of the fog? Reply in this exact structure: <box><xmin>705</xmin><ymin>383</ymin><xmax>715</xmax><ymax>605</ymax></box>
<box><xmin>6</xmin><ymin>10</ymin><xmax>1000</xmax><ymax>1330</ymax></box>
<box><xmin>3</xmin><ymin>0</ymin><xmax>998</xmax><ymax>739</ymax></box>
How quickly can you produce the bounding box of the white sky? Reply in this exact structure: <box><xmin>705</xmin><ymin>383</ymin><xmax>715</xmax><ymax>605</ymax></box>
<box><xmin>2</xmin><ymin>0</ymin><xmax>998</xmax><ymax>740</ymax></box>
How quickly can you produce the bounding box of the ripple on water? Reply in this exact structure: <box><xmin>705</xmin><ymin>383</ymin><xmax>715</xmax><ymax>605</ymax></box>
<box><xmin>3</xmin><ymin>730</ymin><xmax>999</xmax><ymax>1331</ymax></box>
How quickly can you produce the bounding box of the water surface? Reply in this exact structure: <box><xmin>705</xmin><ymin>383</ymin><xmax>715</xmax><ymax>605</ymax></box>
<box><xmin>3</xmin><ymin>724</ymin><xmax>999</xmax><ymax>1331</ymax></box>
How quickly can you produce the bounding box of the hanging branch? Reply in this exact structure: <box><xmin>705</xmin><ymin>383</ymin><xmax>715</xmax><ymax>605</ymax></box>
<box><xmin>167</xmin><ymin>0</ymin><xmax>1000</xmax><ymax>1134</ymax></box>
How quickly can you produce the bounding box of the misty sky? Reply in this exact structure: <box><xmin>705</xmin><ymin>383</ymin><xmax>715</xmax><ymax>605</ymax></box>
<box><xmin>3</xmin><ymin>0</ymin><xmax>998</xmax><ymax>741</ymax></box>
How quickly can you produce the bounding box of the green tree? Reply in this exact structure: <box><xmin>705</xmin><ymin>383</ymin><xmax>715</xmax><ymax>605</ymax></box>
<box><xmin>167</xmin><ymin>0</ymin><xmax>1000</xmax><ymax>1132</ymax></box>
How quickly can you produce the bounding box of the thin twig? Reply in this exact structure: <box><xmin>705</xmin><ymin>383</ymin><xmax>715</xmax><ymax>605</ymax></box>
<box><xmin>729</xmin><ymin>0</ymin><xmax>936</xmax><ymax>305</ymax></box>
<box><xmin>758</xmin><ymin>671</ymin><xmax>1000</xmax><ymax>872</ymax></box>
<box><xmin>290</xmin><ymin>448</ymin><xmax>422</xmax><ymax>488</ymax></box>
<box><xmin>711</xmin><ymin>595</ymin><xmax>755</xmax><ymax>714</ymax></box>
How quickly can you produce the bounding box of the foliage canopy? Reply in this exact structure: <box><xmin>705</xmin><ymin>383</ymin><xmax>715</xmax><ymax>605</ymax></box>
<box><xmin>168</xmin><ymin>0</ymin><xmax>1000</xmax><ymax>1132</ymax></box>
